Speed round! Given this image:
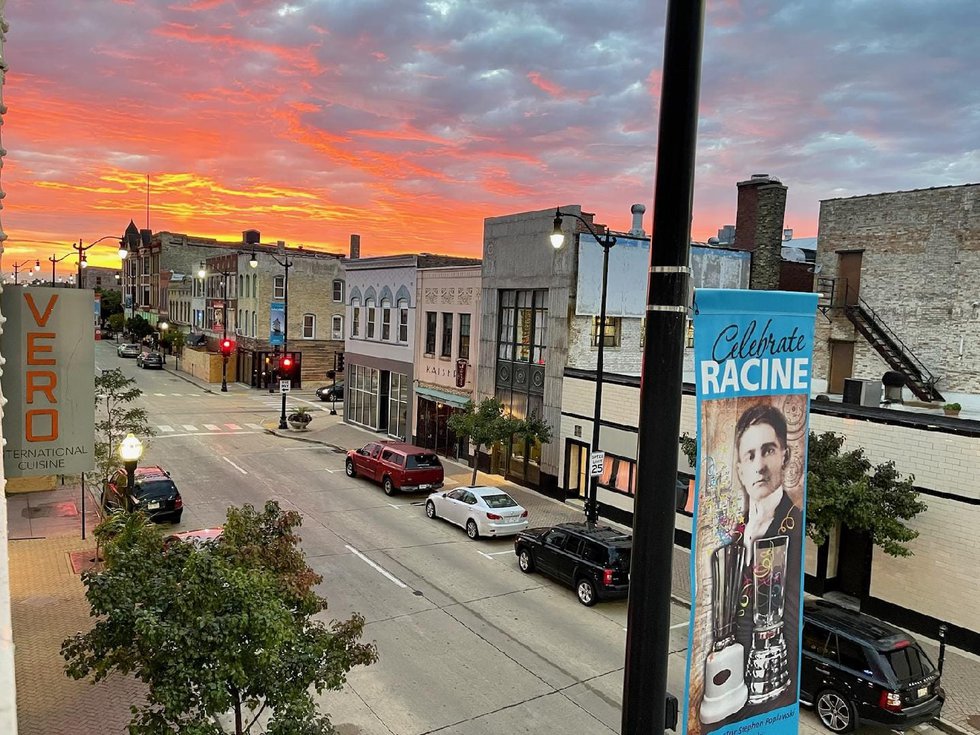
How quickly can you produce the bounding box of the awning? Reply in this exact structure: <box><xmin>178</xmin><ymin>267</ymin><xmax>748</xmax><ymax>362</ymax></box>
<box><xmin>415</xmin><ymin>385</ymin><xmax>471</xmax><ymax>409</ymax></box>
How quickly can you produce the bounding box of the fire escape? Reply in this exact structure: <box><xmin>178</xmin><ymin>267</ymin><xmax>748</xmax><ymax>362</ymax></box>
<box><xmin>818</xmin><ymin>277</ymin><xmax>944</xmax><ymax>402</ymax></box>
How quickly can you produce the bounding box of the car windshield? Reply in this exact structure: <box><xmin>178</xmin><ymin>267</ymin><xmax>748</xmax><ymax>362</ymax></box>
<box><xmin>406</xmin><ymin>453</ymin><xmax>441</xmax><ymax>469</ymax></box>
<box><xmin>137</xmin><ymin>480</ymin><xmax>177</xmax><ymax>499</ymax></box>
<box><xmin>885</xmin><ymin>644</ymin><xmax>933</xmax><ymax>682</ymax></box>
<box><xmin>483</xmin><ymin>494</ymin><xmax>517</xmax><ymax>508</ymax></box>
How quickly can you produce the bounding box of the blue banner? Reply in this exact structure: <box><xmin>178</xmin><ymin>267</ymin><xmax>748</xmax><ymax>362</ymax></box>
<box><xmin>683</xmin><ymin>289</ymin><xmax>818</xmax><ymax>735</ymax></box>
<box><xmin>270</xmin><ymin>301</ymin><xmax>285</xmax><ymax>345</ymax></box>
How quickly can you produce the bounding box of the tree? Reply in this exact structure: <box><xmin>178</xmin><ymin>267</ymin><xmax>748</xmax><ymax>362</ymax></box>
<box><xmin>62</xmin><ymin>501</ymin><xmax>379</xmax><ymax>735</ymax></box>
<box><xmin>448</xmin><ymin>398</ymin><xmax>518</xmax><ymax>486</ymax></box>
<box><xmin>127</xmin><ymin>314</ymin><xmax>154</xmax><ymax>341</ymax></box>
<box><xmin>107</xmin><ymin>312</ymin><xmax>125</xmax><ymax>335</ymax></box>
<box><xmin>98</xmin><ymin>289</ymin><xmax>123</xmax><ymax>319</ymax></box>
<box><xmin>678</xmin><ymin>430</ymin><xmax>925</xmax><ymax>557</ymax></box>
<box><xmin>91</xmin><ymin>369</ymin><xmax>154</xmax><ymax>494</ymax></box>
<box><xmin>170</xmin><ymin>329</ymin><xmax>186</xmax><ymax>358</ymax></box>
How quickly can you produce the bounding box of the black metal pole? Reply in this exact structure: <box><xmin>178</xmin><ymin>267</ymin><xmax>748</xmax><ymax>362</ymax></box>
<box><xmin>938</xmin><ymin>624</ymin><xmax>948</xmax><ymax>675</ymax></box>
<box><xmin>125</xmin><ymin>459</ymin><xmax>137</xmax><ymax>506</ymax></box>
<box><xmin>588</xmin><ymin>235</ymin><xmax>614</xmax><ymax>527</ymax></box>
<box><xmin>80</xmin><ymin>474</ymin><xmax>86</xmax><ymax>540</ymax></box>
<box><xmin>278</xmin><ymin>258</ymin><xmax>290</xmax><ymax>429</ymax></box>
<box><xmin>622</xmin><ymin>0</ymin><xmax>705</xmax><ymax>733</ymax></box>
<box><xmin>330</xmin><ymin>353</ymin><xmax>338</xmax><ymax>416</ymax></box>
<box><xmin>221</xmin><ymin>272</ymin><xmax>229</xmax><ymax>392</ymax></box>
<box><xmin>50</xmin><ymin>258</ymin><xmax>55</xmax><ymax>287</ymax></box>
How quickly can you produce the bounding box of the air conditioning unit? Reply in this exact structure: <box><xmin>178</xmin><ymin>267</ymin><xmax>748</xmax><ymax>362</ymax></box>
<box><xmin>842</xmin><ymin>378</ymin><xmax>882</xmax><ymax>408</ymax></box>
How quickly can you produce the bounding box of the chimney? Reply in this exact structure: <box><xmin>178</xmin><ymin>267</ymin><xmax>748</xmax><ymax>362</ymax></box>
<box><xmin>732</xmin><ymin>173</ymin><xmax>787</xmax><ymax>291</ymax></box>
<box><xmin>783</xmin><ymin>228</ymin><xmax>793</xmax><ymax>241</ymax></box>
<box><xmin>349</xmin><ymin>234</ymin><xmax>360</xmax><ymax>260</ymax></box>
<box><xmin>629</xmin><ymin>203</ymin><xmax>646</xmax><ymax>236</ymax></box>
<box><xmin>276</xmin><ymin>239</ymin><xmax>285</xmax><ymax>255</ymax></box>
<box><xmin>242</xmin><ymin>229</ymin><xmax>260</xmax><ymax>245</ymax></box>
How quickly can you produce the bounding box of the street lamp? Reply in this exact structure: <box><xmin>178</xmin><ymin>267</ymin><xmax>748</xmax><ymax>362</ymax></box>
<box><xmin>74</xmin><ymin>235</ymin><xmax>126</xmax><ymax>289</ymax></box>
<box><xmin>48</xmin><ymin>252</ymin><xmax>73</xmax><ymax>286</ymax></box>
<box><xmin>159</xmin><ymin>321</ymin><xmax>169</xmax><ymax>364</ymax></box>
<box><xmin>551</xmin><ymin>208</ymin><xmax>616</xmax><ymax>528</ymax></box>
<box><xmin>199</xmin><ymin>261</ymin><xmax>234</xmax><ymax>392</ymax></box>
<box><xmin>12</xmin><ymin>259</ymin><xmax>40</xmax><ymax>284</ymax></box>
<box><xmin>119</xmin><ymin>433</ymin><xmax>144</xmax><ymax>509</ymax></box>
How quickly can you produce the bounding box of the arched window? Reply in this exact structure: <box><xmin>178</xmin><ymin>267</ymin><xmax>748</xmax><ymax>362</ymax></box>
<box><xmin>366</xmin><ymin>299</ymin><xmax>376</xmax><ymax>339</ymax></box>
<box><xmin>251</xmin><ymin>310</ymin><xmax>257</xmax><ymax>337</ymax></box>
<box><xmin>381</xmin><ymin>299</ymin><xmax>392</xmax><ymax>341</ymax></box>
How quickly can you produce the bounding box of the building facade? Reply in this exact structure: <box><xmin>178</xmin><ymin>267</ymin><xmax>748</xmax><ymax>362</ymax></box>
<box><xmin>412</xmin><ymin>265</ymin><xmax>482</xmax><ymax>458</ymax></box>
<box><xmin>79</xmin><ymin>266</ymin><xmax>121</xmax><ymax>293</ymax></box>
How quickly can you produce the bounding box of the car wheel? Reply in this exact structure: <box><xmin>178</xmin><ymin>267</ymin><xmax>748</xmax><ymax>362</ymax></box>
<box><xmin>816</xmin><ymin>689</ymin><xmax>857</xmax><ymax>733</ymax></box>
<box><xmin>466</xmin><ymin>519</ymin><xmax>479</xmax><ymax>540</ymax></box>
<box><xmin>576</xmin><ymin>578</ymin><xmax>598</xmax><ymax>606</ymax></box>
<box><xmin>425</xmin><ymin>500</ymin><xmax>437</xmax><ymax>519</ymax></box>
<box><xmin>345</xmin><ymin>459</ymin><xmax>356</xmax><ymax>477</ymax></box>
<box><xmin>383</xmin><ymin>476</ymin><xmax>396</xmax><ymax>496</ymax></box>
<box><xmin>518</xmin><ymin>548</ymin><xmax>535</xmax><ymax>573</ymax></box>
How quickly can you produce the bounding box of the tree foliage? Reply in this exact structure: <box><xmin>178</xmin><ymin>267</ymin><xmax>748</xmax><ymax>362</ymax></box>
<box><xmin>62</xmin><ymin>501</ymin><xmax>379</xmax><ymax>735</ymax></box>
<box><xmin>92</xmin><ymin>369</ymin><xmax>154</xmax><ymax>492</ymax></box>
<box><xmin>679</xmin><ymin>430</ymin><xmax>925</xmax><ymax>557</ymax></box>
<box><xmin>107</xmin><ymin>312</ymin><xmax>126</xmax><ymax>335</ymax></box>
<box><xmin>99</xmin><ymin>289</ymin><xmax>123</xmax><ymax>319</ymax></box>
<box><xmin>127</xmin><ymin>314</ymin><xmax>154</xmax><ymax>340</ymax></box>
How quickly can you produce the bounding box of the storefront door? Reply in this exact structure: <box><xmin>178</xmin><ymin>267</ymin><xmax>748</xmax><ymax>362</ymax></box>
<box><xmin>564</xmin><ymin>440</ymin><xmax>589</xmax><ymax>500</ymax></box>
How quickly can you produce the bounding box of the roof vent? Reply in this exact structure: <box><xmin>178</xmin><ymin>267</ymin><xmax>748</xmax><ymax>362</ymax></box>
<box><xmin>629</xmin><ymin>203</ymin><xmax>646</xmax><ymax>237</ymax></box>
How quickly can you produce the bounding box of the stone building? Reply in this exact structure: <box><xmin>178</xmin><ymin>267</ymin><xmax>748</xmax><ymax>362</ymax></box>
<box><xmin>813</xmin><ymin>183</ymin><xmax>980</xmax><ymax>396</ymax></box>
<box><xmin>79</xmin><ymin>266</ymin><xmax>121</xmax><ymax>293</ymax></box>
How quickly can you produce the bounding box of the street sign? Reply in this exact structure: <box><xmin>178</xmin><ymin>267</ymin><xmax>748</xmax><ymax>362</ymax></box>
<box><xmin>279</xmin><ymin>380</ymin><xmax>291</xmax><ymax>394</ymax></box>
<box><xmin>589</xmin><ymin>450</ymin><xmax>605</xmax><ymax>477</ymax></box>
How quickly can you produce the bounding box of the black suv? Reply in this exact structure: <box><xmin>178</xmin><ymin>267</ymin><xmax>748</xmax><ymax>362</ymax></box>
<box><xmin>102</xmin><ymin>465</ymin><xmax>183</xmax><ymax>523</ymax></box>
<box><xmin>514</xmin><ymin>523</ymin><xmax>631</xmax><ymax>606</ymax></box>
<box><xmin>801</xmin><ymin>600</ymin><xmax>944</xmax><ymax>732</ymax></box>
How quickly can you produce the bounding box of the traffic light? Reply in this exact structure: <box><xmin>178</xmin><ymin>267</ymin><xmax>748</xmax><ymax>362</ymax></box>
<box><xmin>220</xmin><ymin>338</ymin><xmax>234</xmax><ymax>356</ymax></box>
<box><xmin>336</xmin><ymin>351</ymin><xmax>345</xmax><ymax>372</ymax></box>
<box><xmin>326</xmin><ymin>369</ymin><xmax>336</xmax><ymax>380</ymax></box>
<box><xmin>279</xmin><ymin>355</ymin><xmax>294</xmax><ymax>378</ymax></box>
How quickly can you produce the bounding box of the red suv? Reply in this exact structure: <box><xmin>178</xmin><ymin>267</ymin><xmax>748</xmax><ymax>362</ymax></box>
<box><xmin>345</xmin><ymin>441</ymin><xmax>444</xmax><ymax>496</ymax></box>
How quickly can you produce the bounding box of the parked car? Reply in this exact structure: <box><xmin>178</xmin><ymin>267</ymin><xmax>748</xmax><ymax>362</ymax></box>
<box><xmin>136</xmin><ymin>351</ymin><xmax>164</xmax><ymax>369</ymax></box>
<box><xmin>801</xmin><ymin>599</ymin><xmax>944</xmax><ymax>733</ymax></box>
<box><xmin>117</xmin><ymin>343</ymin><xmax>140</xmax><ymax>358</ymax></box>
<box><xmin>425</xmin><ymin>486</ymin><xmax>529</xmax><ymax>539</ymax></box>
<box><xmin>102</xmin><ymin>465</ymin><xmax>183</xmax><ymax>523</ymax></box>
<box><xmin>514</xmin><ymin>522</ymin><xmax>631</xmax><ymax>606</ymax></box>
<box><xmin>316</xmin><ymin>381</ymin><xmax>345</xmax><ymax>401</ymax></box>
<box><xmin>345</xmin><ymin>441</ymin><xmax>444</xmax><ymax>495</ymax></box>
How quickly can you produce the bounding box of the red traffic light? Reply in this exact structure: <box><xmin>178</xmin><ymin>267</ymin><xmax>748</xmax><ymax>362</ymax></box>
<box><xmin>220</xmin><ymin>339</ymin><xmax>235</xmax><ymax>356</ymax></box>
<box><xmin>280</xmin><ymin>356</ymin><xmax>293</xmax><ymax>371</ymax></box>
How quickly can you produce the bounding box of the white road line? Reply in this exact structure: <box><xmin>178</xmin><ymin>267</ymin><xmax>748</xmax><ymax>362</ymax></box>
<box><xmin>204</xmin><ymin>424</ymin><xmax>220</xmax><ymax>431</ymax></box>
<box><xmin>222</xmin><ymin>456</ymin><xmax>248</xmax><ymax>475</ymax></box>
<box><xmin>477</xmin><ymin>550</ymin><xmax>493</xmax><ymax>559</ymax></box>
<box><xmin>153</xmin><ymin>431</ymin><xmax>257</xmax><ymax>439</ymax></box>
<box><xmin>246</xmin><ymin>423</ymin><xmax>265</xmax><ymax>430</ymax></box>
<box><xmin>171</xmin><ymin>393</ymin><xmax>183</xmax><ymax>396</ymax></box>
<box><xmin>344</xmin><ymin>544</ymin><xmax>408</xmax><ymax>589</ymax></box>
<box><xmin>386</xmin><ymin>503</ymin><xmax>401</xmax><ymax>509</ymax></box>
<box><xmin>154</xmin><ymin>393</ymin><xmax>166</xmax><ymax>397</ymax></box>
<box><xmin>484</xmin><ymin>550</ymin><xmax>514</xmax><ymax>556</ymax></box>
<box><xmin>224</xmin><ymin>423</ymin><xmax>242</xmax><ymax>430</ymax></box>
<box><xmin>182</xmin><ymin>424</ymin><xmax>198</xmax><ymax>432</ymax></box>
<box><xmin>159</xmin><ymin>425</ymin><xmax>174</xmax><ymax>433</ymax></box>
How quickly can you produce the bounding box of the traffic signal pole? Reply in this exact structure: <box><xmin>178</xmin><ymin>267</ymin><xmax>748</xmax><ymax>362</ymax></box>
<box><xmin>221</xmin><ymin>272</ymin><xmax>229</xmax><ymax>392</ymax></box>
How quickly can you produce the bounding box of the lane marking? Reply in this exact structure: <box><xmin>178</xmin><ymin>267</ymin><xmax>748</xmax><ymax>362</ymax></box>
<box><xmin>222</xmin><ymin>457</ymin><xmax>248</xmax><ymax>475</ymax></box>
<box><xmin>154</xmin><ymin>393</ymin><xmax>166</xmax><ymax>397</ymax></box>
<box><xmin>204</xmin><ymin>424</ymin><xmax>220</xmax><ymax>431</ymax></box>
<box><xmin>485</xmin><ymin>550</ymin><xmax>514</xmax><ymax>557</ymax></box>
<box><xmin>159</xmin><ymin>425</ymin><xmax>174</xmax><ymax>433</ymax></box>
<box><xmin>171</xmin><ymin>393</ymin><xmax>183</xmax><ymax>397</ymax></box>
<box><xmin>246</xmin><ymin>423</ymin><xmax>265</xmax><ymax>430</ymax></box>
<box><xmin>182</xmin><ymin>424</ymin><xmax>198</xmax><ymax>432</ymax></box>
<box><xmin>154</xmin><ymin>431</ymin><xmax>257</xmax><ymax>439</ymax></box>
<box><xmin>225</xmin><ymin>423</ymin><xmax>242</xmax><ymax>430</ymax></box>
<box><xmin>344</xmin><ymin>544</ymin><xmax>408</xmax><ymax>589</ymax></box>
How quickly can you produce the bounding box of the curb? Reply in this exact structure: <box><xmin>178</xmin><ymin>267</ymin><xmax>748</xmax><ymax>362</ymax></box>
<box><xmin>935</xmin><ymin>719</ymin><xmax>979</xmax><ymax>735</ymax></box>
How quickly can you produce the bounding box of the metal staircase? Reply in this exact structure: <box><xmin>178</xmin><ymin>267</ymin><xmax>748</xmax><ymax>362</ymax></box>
<box><xmin>842</xmin><ymin>291</ymin><xmax>944</xmax><ymax>402</ymax></box>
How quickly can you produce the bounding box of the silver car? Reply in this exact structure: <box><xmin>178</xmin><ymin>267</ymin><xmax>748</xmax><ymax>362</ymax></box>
<box><xmin>117</xmin><ymin>343</ymin><xmax>140</xmax><ymax>358</ymax></box>
<box><xmin>425</xmin><ymin>485</ymin><xmax>529</xmax><ymax>539</ymax></box>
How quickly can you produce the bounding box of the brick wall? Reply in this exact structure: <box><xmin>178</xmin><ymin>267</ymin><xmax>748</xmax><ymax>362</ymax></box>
<box><xmin>567</xmin><ymin>315</ymin><xmax>643</xmax><ymax>373</ymax></box>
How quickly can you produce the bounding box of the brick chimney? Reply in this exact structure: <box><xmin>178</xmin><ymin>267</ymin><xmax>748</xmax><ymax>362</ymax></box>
<box><xmin>349</xmin><ymin>234</ymin><xmax>360</xmax><ymax>260</ymax></box>
<box><xmin>733</xmin><ymin>173</ymin><xmax>787</xmax><ymax>290</ymax></box>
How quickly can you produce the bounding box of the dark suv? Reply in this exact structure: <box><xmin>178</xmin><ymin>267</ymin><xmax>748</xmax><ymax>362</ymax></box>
<box><xmin>514</xmin><ymin>523</ymin><xmax>631</xmax><ymax>606</ymax></box>
<box><xmin>102</xmin><ymin>465</ymin><xmax>183</xmax><ymax>523</ymax></box>
<box><xmin>801</xmin><ymin>600</ymin><xmax>944</xmax><ymax>732</ymax></box>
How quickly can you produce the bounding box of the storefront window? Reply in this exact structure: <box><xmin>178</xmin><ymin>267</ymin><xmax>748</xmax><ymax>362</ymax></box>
<box><xmin>388</xmin><ymin>372</ymin><xmax>408</xmax><ymax>439</ymax></box>
<box><xmin>348</xmin><ymin>364</ymin><xmax>380</xmax><ymax>429</ymax></box>
<box><xmin>599</xmin><ymin>453</ymin><xmax>635</xmax><ymax>495</ymax></box>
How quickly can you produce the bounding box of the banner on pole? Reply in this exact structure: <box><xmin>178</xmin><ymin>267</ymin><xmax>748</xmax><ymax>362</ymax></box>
<box><xmin>270</xmin><ymin>301</ymin><xmax>285</xmax><ymax>345</ymax></box>
<box><xmin>682</xmin><ymin>289</ymin><xmax>818</xmax><ymax>735</ymax></box>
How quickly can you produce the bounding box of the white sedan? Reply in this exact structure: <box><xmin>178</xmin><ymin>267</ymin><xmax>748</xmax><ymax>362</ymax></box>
<box><xmin>425</xmin><ymin>486</ymin><xmax>529</xmax><ymax>539</ymax></box>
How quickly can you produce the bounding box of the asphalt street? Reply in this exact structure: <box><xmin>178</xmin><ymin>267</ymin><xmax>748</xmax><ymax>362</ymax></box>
<box><xmin>95</xmin><ymin>342</ymin><xmax>946</xmax><ymax>735</ymax></box>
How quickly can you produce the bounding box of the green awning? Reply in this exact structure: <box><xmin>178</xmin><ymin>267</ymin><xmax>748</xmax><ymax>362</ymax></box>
<box><xmin>415</xmin><ymin>385</ymin><xmax>471</xmax><ymax>408</ymax></box>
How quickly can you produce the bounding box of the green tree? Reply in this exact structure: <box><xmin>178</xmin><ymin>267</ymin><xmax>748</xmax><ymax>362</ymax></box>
<box><xmin>127</xmin><ymin>314</ymin><xmax>153</xmax><ymax>340</ymax></box>
<box><xmin>91</xmin><ymin>369</ymin><xmax>154</xmax><ymax>494</ymax></box>
<box><xmin>448</xmin><ymin>397</ymin><xmax>519</xmax><ymax>486</ymax></box>
<box><xmin>98</xmin><ymin>289</ymin><xmax>123</xmax><ymax>319</ymax></box>
<box><xmin>678</xmin><ymin>430</ymin><xmax>925</xmax><ymax>557</ymax></box>
<box><xmin>62</xmin><ymin>501</ymin><xmax>378</xmax><ymax>735</ymax></box>
<box><xmin>107</xmin><ymin>312</ymin><xmax>125</xmax><ymax>335</ymax></box>
<box><xmin>169</xmin><ymin>329</ymin><xmax>186</xmax><ymax>357</ymax></box>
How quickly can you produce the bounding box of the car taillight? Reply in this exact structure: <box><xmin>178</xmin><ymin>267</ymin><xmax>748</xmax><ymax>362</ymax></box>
<box><xmin>174</xmin><ymin>497</ymin><xmax>183</xmax><ymax>509</ymax></box>
<box><xmin>603</xmin><ymin>569</ymin><xmax>614</xmax><ymax>586</ymax></box>
<box><xmin>487</xmin><ymin>513</ymin><xmax>502</xmax><ymax>520</ymax></box>
<box><xmin>521</xmin><ymin>510</ymin><xmax>528</xmax><ymax>518</ymax></box>
<box><xmin>879</xmin><ymin>690</ymin><xmax>902</xmax><ymax>712</ymax></box>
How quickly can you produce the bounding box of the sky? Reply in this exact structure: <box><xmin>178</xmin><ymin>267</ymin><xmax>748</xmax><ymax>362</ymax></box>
<box><xmin>2</xmin><ymin>0</ymin><xmax>978</xmax><ymax>276</ymax></box>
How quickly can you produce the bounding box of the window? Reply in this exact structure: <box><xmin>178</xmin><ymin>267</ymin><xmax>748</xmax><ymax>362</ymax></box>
<box><xmin>332</xmin><ymin>279</ymin><xmax>344</xmax><ymax>302</ymax></box>
<box><xmin>425</xmin><ymin>311</ymin><xmax>437</xmax><ymax>354</ymax></box>
<box><xmin>599</xmin><ymin>453</ymin><xmax>635</xmax><ymax>495</ymax></box>
<box><xmin>381</xmin><ymin>299</ymin><xmax>391</xmax><ymax>341</ymax></box>
<box><xmin>441</xmin><ymin>313</ymin><xmax>453</xmax><ymax>357</ymax></box>
<box><xmin>592</xmin><ymin>316</ymin><xmax>621</xmax><ymax>347</ymax></box>
<box><xmin>302</xmin><ymin>314</ymin><xmax>315</xmax><ymax>339</ymax></box>
<box><xmin>348</xmin><ymin>364</ymin><xmax>379</xmax><ymax>429</ymax></box>
<box><xmin>398</xmin><ymin>299</ymin><xmax>409</xmax><ymax>342</ymax></box>
<box><xmin>366</xmin><ymin>300</ymin><xmax>376</xmax><ymax>339</ymax></box>
<box><xmin>332</xmin><ymin>315</ymin><xmax>343</xmax><ymax>340</ymax></box>
<box><xmin>686</xmin><ymin>318</ymin><xmax>694</xmax><ymax>348</ymax></box>
<box><xmin>352</xmin><ymin>306</ymin><xmax>360</xmax><ymax>337</ymax></box>
<box><xmin>458</xmin><ymin>313</ymin><xmax>471</xmax><ymax>360</ymax></box>
<box><xmin>497</xmin><ymin>289</ymin><xmax>547</xmax><ymax>364</ymax></box>
<box><xmin>251</xmin><ymin>311</ymin><xmax>256</xmax><ymax>337</ymax></box>
<box><xmin>274</xmin><ymin>275</ymin><xmax>285</xmax><ymax>300</ymax></box>
<box><xmin>387</xmin><ymin>372</ymin><xmax>409</xmax><ymax>439</ymax></box>
<box><xmin>836</xmin><ymin>637</ymin><xmax>870</xmax><ymax>673</ymax></box>
<box><xmin>802</xmin><ymin>623</ymin><xmax>830</xmax><ymax>656</ymax></box>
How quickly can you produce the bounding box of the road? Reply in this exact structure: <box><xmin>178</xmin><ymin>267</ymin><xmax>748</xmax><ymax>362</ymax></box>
<box><xmin>96</xmin><ymin>342</ymin><xmax>939</xmax><ymax>735</ymax></box>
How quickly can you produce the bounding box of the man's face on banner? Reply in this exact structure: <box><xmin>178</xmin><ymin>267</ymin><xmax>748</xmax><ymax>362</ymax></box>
<box><xmin>736</xmin><ymin>421</ymin><xmax>786</xmax><ymax>502</ymax></box>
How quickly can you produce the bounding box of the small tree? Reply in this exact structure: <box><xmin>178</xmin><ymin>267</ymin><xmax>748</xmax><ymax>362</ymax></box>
<box><xmin>127</xmin><ymin>314</ymin><xmax>153</xmax><ymax>341</ymax></box>
<box><xmin>169</xmin><ymin>328</ymin><xmax>186</xmax><ymax>358</ymax></box>
<box><xmin>62</xmin><ymin>501</ymin><xmax>379</xmax><ymax>735</ymax></box>
<box><xmin>448</xmin><ymin>398</ymin><xmax>517</xmax><ymax>486</ymax></box>
<box><xmin>92</xmin><ymin>369</ymin><xmax>154</xmax><ymax>494</ymax></box>
<box><xmin>107</xmin><ymin>312</ymin><xmax>125</xmax><ymax>335</ymax></box>
<box><xmin>98</xmin><ymin>289</ymin><xmax>123</xmax><ymax>319</ymax></box>
<box><xmin>678</xmin><ymin>430</ymin><xmax>926</xmax><ymax>557</ymax></box>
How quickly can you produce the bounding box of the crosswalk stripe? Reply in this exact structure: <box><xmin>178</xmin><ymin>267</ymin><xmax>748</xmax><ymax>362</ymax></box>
<box><xmin>159</xmin><ymin>425</ymin><xmax>174</xmax><ymax>433</ymax></box>
<box><xmin>204</xmin><ymin>424</ymin><xmax>220</xmax><ymax>431</ymax></box>
<box><xmin>171</xmin><ymin>393</ymin><xmax>183</xmax><ymax>397</ymax></box>
<box><xmin>182</xmin><ymin>424</ymin><xmax>198</xmax><ymax>432</ymax></box>
<box><xmin>154</xmin><ymin>393</ymin><xmax>166</xmax><ymax>397</ymax></box>
<box><xmin>225</xmin><ymin>423</ymin><xmax>242</xmax><ymax>430</ymax></box>
<box><xmin>246</xmin><ymin>423</ymin><xmax>265</xmax><ymax>431</ymax></box>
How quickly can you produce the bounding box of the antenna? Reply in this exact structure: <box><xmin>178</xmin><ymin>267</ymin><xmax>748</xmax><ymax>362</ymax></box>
<box><xmin>146</xmin><ymin>174</ymin><xmax>150</xmax><ymax>230</ymax></box>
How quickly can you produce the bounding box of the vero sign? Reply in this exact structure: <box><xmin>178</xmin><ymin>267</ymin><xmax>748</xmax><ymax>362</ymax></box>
<box><xmin>1</xmin><ymin>288</ymin><xmax>95</xmax><ymax>477</ymax></box>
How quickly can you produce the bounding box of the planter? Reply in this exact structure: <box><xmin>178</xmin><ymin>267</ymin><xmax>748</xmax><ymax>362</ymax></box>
<box><xmin>287</xmin><ymin>414</ymin><xmax>313</xmax><ymax>431</ymax></box>
<box><xmin>943</xmin><ymin>408</ymin><xmax>960</xmax><ymax>417</ymax></box>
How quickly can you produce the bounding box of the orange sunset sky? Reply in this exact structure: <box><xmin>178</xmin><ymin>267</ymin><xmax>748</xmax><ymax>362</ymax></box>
<box><xmin>2</xmin><ymin>0</ymin><xmax>977</xmax><ymax>278</ymax></box>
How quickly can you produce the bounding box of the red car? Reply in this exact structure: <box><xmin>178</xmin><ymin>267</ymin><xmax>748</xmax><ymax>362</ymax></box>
<box><xmin>345</xmin><ymin>441</ymin><xmax>444</xmax><ymax>496</ymax></box>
